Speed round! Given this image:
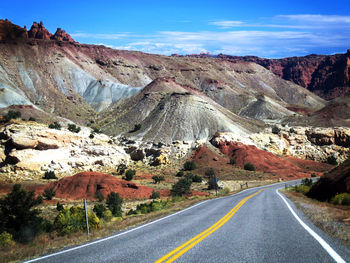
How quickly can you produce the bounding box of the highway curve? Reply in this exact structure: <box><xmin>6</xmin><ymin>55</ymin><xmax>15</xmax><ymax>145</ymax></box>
<box><xmin>25</xmin><ymin>181</ymin><xmax>350</xmax><ymax>263</ymax></box>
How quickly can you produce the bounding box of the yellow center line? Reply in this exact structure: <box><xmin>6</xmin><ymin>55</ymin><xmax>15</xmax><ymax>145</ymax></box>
<box><xmin>155</xmin><ymin>189</ymin><xmax>264</xmax><ymax>263</ymax></box>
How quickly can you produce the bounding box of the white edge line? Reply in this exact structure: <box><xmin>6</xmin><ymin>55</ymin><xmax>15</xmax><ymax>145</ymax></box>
<box><xmin>24</xmin><ymin>180</ymin><xmax>298</xmax><ymax>262</ymax></box>
<box><xmin>276</xmin><ymin>189</ymin><xmax>346</xmax><ymax>263</ymax></box>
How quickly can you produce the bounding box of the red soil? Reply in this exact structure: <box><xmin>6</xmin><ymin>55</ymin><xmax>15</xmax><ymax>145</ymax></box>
<box><xmin>213</xmin><ymin>142</ymin><xmax>329</xmax><ymax>179</ymax></box>
<box><xmin>36</xmin><ymin>172</ymin><xmax>170</xmax><ymax>200</ymax></box>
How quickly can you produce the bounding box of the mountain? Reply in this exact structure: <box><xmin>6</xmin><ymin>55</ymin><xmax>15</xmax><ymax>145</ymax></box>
<box><xmin>217</xmin><ymin>51</ymin><xmax>350</xmax><ymax>100</ymax></box>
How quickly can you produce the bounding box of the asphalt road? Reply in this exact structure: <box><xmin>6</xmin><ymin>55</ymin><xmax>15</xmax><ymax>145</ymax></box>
<box><xmin>26</xmin><ymin>181</ymin><xmax>350</xmax><ymax>263</ymax></box>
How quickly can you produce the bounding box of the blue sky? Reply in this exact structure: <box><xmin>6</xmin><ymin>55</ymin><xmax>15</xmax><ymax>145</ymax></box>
<box><xmin>1</xmin><ymin>0</ymin><xmax>350</xmax><ymax>58</ymax></box>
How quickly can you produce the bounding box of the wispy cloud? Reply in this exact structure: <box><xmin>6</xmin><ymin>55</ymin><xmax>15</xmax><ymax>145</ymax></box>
<box><xmin>277</xmin><ymin>14</ymin><xmax>350</xmax><ymax>23</ymax></box>
<box><xmin>70</xmin><ymin>33</ymin><xmax>130</xmax><ymax>39</ymax></box>
<box><xmin>209</xmin><ymin>20</ymin><xmax>244</xmax><ymax>29</ymax></box>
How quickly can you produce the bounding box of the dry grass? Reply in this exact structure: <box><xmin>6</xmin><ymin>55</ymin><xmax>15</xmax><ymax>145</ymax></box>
<box><xmin>284</xmin><ymin>190</ymin><xmax>350</xmax><ymax>249</ymax></box>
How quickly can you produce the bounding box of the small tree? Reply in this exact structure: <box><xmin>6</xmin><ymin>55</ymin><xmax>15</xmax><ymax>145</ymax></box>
<box><xmin>117</xmin><ymin>163</ymin><xmax>127</xmax><ymax>175</ymax></box>
<box><xmin>56</xmin><ymin>202</ymin><xmax>64</xmax><ymax>211</ymax></box>
<box><xmin>125</xmin><ymin>169</ymin><xmax>136</xmax><ymax>181</ymax></box>
<box><xmin>43</xmin><ymin>170</ymin><xmax>57</xmax><ymax>180</ymax></box>
<box><xmin>152</xmin><ymin>175</ymin><xmax>165</xmax><ymax>184</ymax></box>
<box><xmin>48</xmin><ymin>122</ymin><xmax>61</xmax><ymax>130</ymax></box>
<box><xmin>185</xmin><ymin>173</ymin><xmax>202</xmax><ymax>183</ymax></box>
<box><xmin>150</xmin><ymin>190</ymin><xmax>161</xmax><ymax>199</ymax></box>
<box><xmin>94</xmin><ymin>191</ymin><xmax>104</xmax><ymax>202</ymax></box>
<box><xmin>244</xmin><ymin>163</ymin><xmax>255</xmax><ymax>171</ymax></box>
<box><xmin>327</xmin><ymin>155</ymin><xmax>338</xmax><ymax>165</ymax></box>
<box><xmin>132</xmin><ymin>124</ymin><xmax>141</xmax><ymax>132</ymax></box>
<box><xmin>184</xmin><ymin>161</ymin><xmax>196</xmax><ymax>171</ymax></box>
<box><xmin>175</xmin><ymin>170</ymin><xmax>184</xmax><ymax>177</ymax></box>
<box><xmin>272</xmin><ymin>126</ymin><xmax>281</xmax><ymax>135</ymax></box>
<box><xmin>43</xmin><ymin>187</ymin><xmax>56</xmax><ymax>200</ymax></box>
<box><xmin>93</xmin><ymin>204</ymin><xmax>106</xmax><ymax>218</ymax></box>
<box><xmin>3</xmin><ymin>110</ymin><xmax>21</xmax><ymax>122</ymax></box>
<box><xmin>0</xmin><ymin>184</ymin><xmax>45</xmax><ymax>243</ymax></box>
<box><xmin>106</xmin><ymin>192</ymin><xmax>123</xmax><ymax>217</ymax></box>
<box><xmin>301</xmin><ymin>178</ymin><xmax>313</xmax><ymax>187</ymax></box>
<box><xmin>28</xmin><ymin>117</ymin><xmax>36</xmax><ymax>122</ymax></box>
<box><xmin>171</xmin><ymin>178</ymin><xmax>192</xmax><ymax>196</ymax></box>
<box><xmin>205</xmin><ymin>168</ymin><xmax>215</xmax><ymax>178</ymax></box>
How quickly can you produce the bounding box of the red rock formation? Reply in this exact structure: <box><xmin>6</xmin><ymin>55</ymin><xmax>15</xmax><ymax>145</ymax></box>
<box><xmin>0</xmin><ymin>19</ymin><xmax>28</xmax><ymax>41</ymax></box>
<box><xmin>36</xmin><ymin>171</ymin><xmax>170</xmax><ymax>200</ymax></box>
<box><xmin>218</xmin><ymin>52</ymin><xmax>350</xmax><ymax>100</ymax></box>
<box><xmin>307</xmin><ymin>158</ymin><xmax>350</xmax><ymax>201</ymax></box>
<box><xmin>51</xmin><ymin>28</ymin><xmax>74</xmax><ymax>42</ymax></box>
<box><xmin>28</xmin><ymin>21</ymin><xmax>52</xmax><ymax>40</ymax></box>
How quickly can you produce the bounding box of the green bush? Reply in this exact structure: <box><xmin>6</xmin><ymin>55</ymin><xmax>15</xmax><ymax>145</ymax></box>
<box><xmin>54</xmin><ymin>206</ymin><xmax>100</xmax><ymax>236</ymax></box>
<box><xmin>117</xmin><ymin>163</ymin><xmax>127</xmax><ymax>175</ymax></box>
<box><xmin>293</xmin><ymin>185</ymin><xmax>310</xmax><ymax>194</ymax></box>
<box><xmin>89</xmin><ymin>133</ymin><xmax>94</xmax><ymax>139</ymax></box>
<box><xmin>184</xmin><ymin>161</ymin><xmax>196</xmax><ymax>171</ymax></box>
<box><xmin>207</xmin><ymin>176</ymin><xmax>218</xmax><ymax>190</ymax></box>
<box><xmin>152</xmin><ymin>175</ymin><xmax>165</xmax><ymax>184</ymax></box>
<box><xmin>127</xmin><ymin>200</ymin><xmax>168</xmax><ymax>215</ymax></box>
<box><xmin>205</xmin><ymin>168</ymin><xmax>215</xmax><ymax>177</ymax></box>
<box><xmin>244</xmin><ymin>163</ymin><xmax>255</xmax><ymax>171</ymax></box>
<box><xmin>125</xmin><ymin>169</ymin><xmax>136</xmax><ymax>181</ymax></box>
<box><xmin>102</xmin><ymin>210</ymin><xmax>113</xmax><ymax>222</ymax></box>
<box><xmin>68</xmin><ymin>124</ymin><xmax>81</xmax><ymax>133</ymax></box>
<box><xmin>229</xmin><ymin>158</ymin><xmax>236</xmax><ymax>165</ymax></box>
<box><xmin>28</xmin><ymin>117</ymin><xmax>36</xmax><ymax>122</ymax></box>
<box><xmin>43</xmin><ymin>187</ymin><xmax>56</xmax><ymax>200</ymax></box>
<box><xmin>0</xmin><ymin>184</ymin><xmax>46</xmax><ymax>243</ymax></box>
<box><xmin>93</xmin><ymin>204</ymin><xmax>106</xmax><ymax>218</ymax></box>
<box><xmin>106</xmin><ymin>192</ymin><xmax>123</xmax><ymax>217</ymax></box>
<box><xmin>301</xmin><ymin>178</ymin><xmax>313</xmax><ymax>187</ymax></box>
<box><xmin>0</xmin><ymin>231</ymin><xmax>15</xmax><ymax>248</ymax></box>
<box><xmin>92</xmin><ymin>127</ymin><xmax>102</xmax><ymax>134</ymax></box>
<box><xmin>327</xmin><ymin>156</ymin><xmax>338</xmax><ymax>165</ymax></box>
<box><xmin>3</xmin><ymin>110</ymin><xmax>21</xmax><ymax>122</ymax></box>
<box><xmin>175</xmin><ymin>170</ymin><xmax>184</xmax><ymax>177</ymax></box>
<box><xmin>132</xmin><ymin>124</ymin><xmax>142</xmax><ymax>132</ymax></box>
<box><xmin>48</xmin><ymin>122</ymin><xmax>61</xmax><ymax>130</ymax></box>
<box><xmin>289</xmin><ymin>127</ymin><xmax>295</xmax><ymax>133</ymax></box>
<box><xmin>150</xmin><ymin>190</ymin><xmax>160</xmax><ymax>199</ymax></box>
<box><xmin>171</xmin><ymin>178</ymin><xmax>192</xmax><ymax>196</ymax></box>
<box><xmin>94</xmin><ymin>191</ymin><xmax>104</xmax><ymax>202</ymax></box>
<box><xmin>272</xmin><ymin>126</ymin><xmax>281</xmax><ymax>134</ymax></box>
<box><xmin>331</xmin><ymin>193</ymin><xmax>350</xmax><ymax>206</ymax></box>
<box><xmin>185</xmin><ymin>173</ymin><xmax>202</xmax><ymax>183</ymax></box>
<box><xmin>43</xmin><ymin>170</ymin><xmax>57</xmax><ymax>180</ymax></box>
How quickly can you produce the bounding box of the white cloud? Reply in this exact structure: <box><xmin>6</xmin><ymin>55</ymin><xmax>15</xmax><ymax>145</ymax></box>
<box><xmin>209</xmin><ymin>20</ymin><xmax>244</xmax><ymax>29</ymax></box>
<box><xmin>277</xmin><ymin>14</ymin><xmax>350</xmax><ymax>23</ymax></box>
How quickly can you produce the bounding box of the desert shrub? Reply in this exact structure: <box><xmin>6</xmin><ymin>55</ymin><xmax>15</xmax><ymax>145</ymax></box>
<box><xmin>289</xmin><ymin>127</ymin><xmax>295</xmax><ymax>133</ymax></box>
<box><xmin>28</xmin><ymin>117</ymin><xmax>36</xmax><ymax>121</ymax></box>
<box><xmin>127</xmin><ymin>200</ymin><xmax>168</xmax><ymax>215</ymax></box>
<box><xmin>43</xmin><ymin>170</ymin><xmax>57</xmax><ymax>180</ymax></box>
<box><xmin>132</xmin><ymin>124</ymin><xmax>142</xmax><ymax>132</ymax></box>
<box><xmin>301</xmin><ymin>178</ymin><xmax>313</xmax><ymax>187</ymax></box>
<box><xmin>125</xmin><ymin>169</ymin><xmax>136</xmax><ymax>181</ymax></box>
<box><xmin>54</xmin><ymin>206</ymin><xmax>100</xmax><ymax>236</ymax></box>
<box><xmin>185</xmin><ymin>173</ymin><xmax>202</xmax><ymax>183</ymax></box>
<box><xmin>229</xmin><ymin>158</ymin><xmax>236</xmax><ymax>165</ymax></box>
<box><xmin>175</xmin><ymin>170</ymin><xmax>184</xmax><ymax>177</ymax></box>
<box><xmin>327</xmin><ymin>155</ymin><xmax>338</xmax><ymax>165</ymax></box>
<box><xmin>56</xmin><ymin>202</ymin><xmax>64</xmax><ymax>211</ymax></box>
<box><xmin>311</xmin><ymin>173</ymin><xmax>317</xmax><ymax>178</ymax></box>
<box><xmin>68</xmin><ymin>123</ymin><xmax>81</xmax><ymax>133</ymax></box>
<box><xmin>272</xmin><ymin>126</ymin><xmax>281</xmax><ymax>134</ymax></box>
<box><xmin>3</xmin><ymin>110</ymin><xmax>21</xmax><ymax>122</ymax></box>
<box><xmin>220</xmin><ymin>187</ymin><xmax>231</xmax><ymax>195</ymax></box>
<box><xmin>293</xmin><ymin>185</ymin><xmax>310</xmax><ymax>194</ymax></box>
<box><xmin>207</xmin><ymin>176</ymin><xmax>218</xmax><ymax>190</ymax></box>
<box><xmin>106</xmin><ymin>192</ymin><xmax>123</xmax><ymax>217</ymax></box>
<box><xmin>92</xmin><ymin>127</ymin><xmax>102</xmax><ymax>134</ymax></box>
<box><xmin>89</xmin><ymin>133</ymin><xmax>94</xmax><ymax>139</ymax></box>
<box><xmin>331</xmin><ymin>193</ymin><xmax>350</xmax><ymax>206</ymax></box>
<box><xmin>94</xmin><ymin>191</ymin><xmax>104</xmax><ymax>202</ymax></box>
<box><xmin>48</xmin><ymin>122</ymin><xmax>61</xmax><ymax>130</ymax></box>
<box><xmin>43</xmin><ymin>187</ymin><xmax>56</xmax><ymax>200</ymax></box>
<box><xmin>184</xmin><ymin>161</ymin><xmax>196</xmax><ymax>171</ymax></box>
<box><xmin>150</xmin><ymin>190</ymin><xmax>161</xmax><ymax>199</ymax></box>
<box><xmin>0</xmin><ymin>232</ymin><xmax>15</xmax><ymax>248</ymax></box>
<box><xmin>102</xmin><ymin>210</ymin><xmax>113</xmax><ymax>222</ymax></box>
<box><xmin>244</xmin><ymin>163</ymin><xmax>255</xmax><ymax>171</ymax></box>
<box><xmin>93</xmin><ymin>204</ymin><xmax>106</xmax><ymax>218</ymax></box>
<box><xmin>117</xmin><ymin>163</ymin><xmax>127</xmax><ymax>175</ymax></box>
<box><xmin>0</xmin><ymin>184</ymin><xmax>47</xmax><ymax>243</ymax></box>
<box><xmin>152</xmin><ymin>175</ymin><xmax>165</xmax><ymax>184</ymax></box>
<box><xmin>171</xmin><ymin>178</ymin><xmax>192</xmax><ymax>196</ymax></box>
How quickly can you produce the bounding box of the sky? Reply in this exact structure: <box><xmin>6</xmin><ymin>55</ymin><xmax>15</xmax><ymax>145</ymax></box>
<box><xmin>1</xmin><ymin>0</ymin><xmax>350</xmax><ymax>58</ymax></box>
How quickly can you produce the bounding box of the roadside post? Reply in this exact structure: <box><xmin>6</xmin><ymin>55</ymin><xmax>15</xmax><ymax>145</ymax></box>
<box><xmin>84</xmin><ymin>198</ymin><xmax>90</xmax><ymax>236</ymax></box>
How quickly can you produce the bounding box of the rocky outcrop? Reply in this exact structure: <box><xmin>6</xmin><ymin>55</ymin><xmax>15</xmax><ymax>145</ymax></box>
<box><xmin>249</xmin><ymin>126</ymin><xmax>350</xmax><ymax>163</ymax></box>
<box><xmin>51</xmin><ymin>28</ymin><xmax>74</xmax><ymax>42</ymax></box>
<box><xmin>0</xmin><ymin>19</ymin><xmax>28</xmax><ymax>41</ymax></box>
<box><xmin>0</xmin><ymin>122</ymin><xmax>130</xmax><ymax>179</ymax></box>
<box><xmin>307</xmin><ymin>158</ymin><xmax>350</xmax><ymax>201</ymax></box>
<box><xmin>28</xmin><ymin>21</ymin><xmax>52</xmax><ymax>40</ymax></box>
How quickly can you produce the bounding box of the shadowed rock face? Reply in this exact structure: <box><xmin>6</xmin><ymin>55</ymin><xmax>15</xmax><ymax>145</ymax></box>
<box><xmin>307</xmin><ymin>158</ymin><xmax>350</xmax><ymax>201</ymax></box>
<box><xmin>218</xmin><ymin>51</ymin><xmax>350</xmax><ymax>100</ymax></box>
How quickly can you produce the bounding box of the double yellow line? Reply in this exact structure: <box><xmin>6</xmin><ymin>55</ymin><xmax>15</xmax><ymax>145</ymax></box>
<box><xmin>155</xmin><ymin>189</ymin><xmax>264</xmax><ymax>263</ymax></box>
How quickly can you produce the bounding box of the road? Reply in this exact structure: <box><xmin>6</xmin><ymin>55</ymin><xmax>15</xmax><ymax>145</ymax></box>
<box><xmin>26</xmin><ymin>181</ymin><xmax>350</xmax><ymax>263</ymax></box>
